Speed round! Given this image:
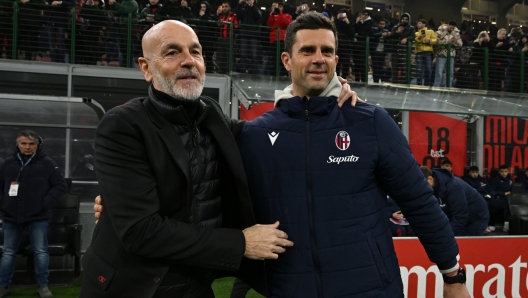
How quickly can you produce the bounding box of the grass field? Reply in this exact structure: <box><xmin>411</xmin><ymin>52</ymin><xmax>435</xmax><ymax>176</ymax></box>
<box><xmin>6</xmin><ymin>276</ymin><xmax>264</xmax><ymax>298</ymax></box>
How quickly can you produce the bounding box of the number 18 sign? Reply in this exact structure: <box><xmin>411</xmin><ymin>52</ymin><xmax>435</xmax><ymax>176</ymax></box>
<box><xmin>408</xmin><ymin>112</ymin><xmax>467</xmax><ymax>177</ymax></box>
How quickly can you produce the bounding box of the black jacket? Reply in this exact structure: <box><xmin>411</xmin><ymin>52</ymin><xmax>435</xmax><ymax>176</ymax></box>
<box><xmin>0</xmin><ymin>145</ymin><xmax>66</xmax><ymax>223</ymax></box>
<box><xmin>235</xmin><ymin>1</ymin><xmax>261</xmax><ymax>37</ymax></box>
<box><xmin>390</xmin><ymin>13</ymin><xmax>415</xmax><ymax>46</ymax></box>
<box><xmin>462</xmin><ymin>174</ymin><xmax>494</xmax><ymax>199</ymax></box>
<box><xmin>80</xmin><ymin>88</ymin><xmax>266</xmax><ymax>297</ymax></box>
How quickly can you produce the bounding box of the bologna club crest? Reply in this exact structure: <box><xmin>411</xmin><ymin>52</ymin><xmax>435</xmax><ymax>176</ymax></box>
<box><xmin>335</xmin><ymin>131</ymin><xmax>350</xmax><ymax>150</ymax></box>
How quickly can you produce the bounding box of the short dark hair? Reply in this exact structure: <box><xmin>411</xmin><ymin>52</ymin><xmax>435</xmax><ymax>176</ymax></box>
<box><xmin>378</xmin><ymin>18</ymin><xmax>386</xmax><ymax>23</ymax></box>
<box><xmin>420</xmin><ymin>166</ymin><xmax>433</xmax><ymax>178</ymax></box>
<box><xmin>284</xmin><ymin>11</ymin><xmax>337</xmax><ymax>55</ymax></box>
<box><xmin>441</xmin><ymin>159</ymin><xmax>452</xmax><ymax>166</ymax></box>
<box><xmin>448</xmin><ymin>20</ymin><xmax>457</xmax><ymax>26</ymax></box>
<box><xmin>361</xmin><ymin>9</ymin><xmax>370</xmax><ymax>16</ymax></box>
<box><xmin>222</xmin><ymin>1</ymin><xmax>230</xmax><ymax>6</ymax></box>
<box><xmin>499</xmin><ymin>165</ymin><xmax>509</xmax><ymax>171</ymax></box>
<box><xmin>417</xmin><ymin>18</ymin><xmax>426</xmax><ymax>25</ymax></box>
<box><xmin>468</xmin><ymin>166</ymin><xmax>479</xmax><ymax>172</ymax></box>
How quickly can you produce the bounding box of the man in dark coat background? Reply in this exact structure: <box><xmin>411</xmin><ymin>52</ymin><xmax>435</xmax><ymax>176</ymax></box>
<box><xmin>0</xmin><ymin>130</ymin><xmax>67</xmax><ymax>298</ymax></box>
<box><xmin>421</xmin><ymin>167</ymin><xmax>489</xmax><ymax>236</ymax></box>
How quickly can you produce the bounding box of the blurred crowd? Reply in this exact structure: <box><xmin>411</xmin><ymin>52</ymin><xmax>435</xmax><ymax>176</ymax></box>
<box><xmin>1</xmin><ymin>0</ymin><xmax>528</xmax><ymax>92</ymax></box>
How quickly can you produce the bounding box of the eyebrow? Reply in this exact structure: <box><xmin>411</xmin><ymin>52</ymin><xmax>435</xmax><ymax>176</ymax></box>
<box><xmin>161</xmin><ymin>42</ymin><xmax>202</xmax><ymax>53</ymax></box>
<box><xmin>298</xmin><ymin>45</ymin><xmax>335</xmax><ymax>53</ymax></box>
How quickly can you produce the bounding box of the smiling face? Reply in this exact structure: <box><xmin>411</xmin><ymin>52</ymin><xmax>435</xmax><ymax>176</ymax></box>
<box><xmin>281</xmin><ymin>29</ymin><xmax>338</xmax><ymax>98</ymax></box>
<box><xmin>138</xmin><ymin>21</ymin><xmax>205</xmax><ymax>102</ymax></box>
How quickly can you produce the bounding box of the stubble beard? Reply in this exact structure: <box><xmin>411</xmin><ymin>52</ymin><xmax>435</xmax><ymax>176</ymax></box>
<box><xmin>153</xmin><ymin>68</ymin><xmax>205</xmax><ymax>102</ymax></box>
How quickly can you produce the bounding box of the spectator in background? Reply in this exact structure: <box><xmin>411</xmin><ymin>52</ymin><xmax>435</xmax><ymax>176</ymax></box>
<box><xmin>0</xmin><ymin>130</ymin><xmax>67</xmax><ymax>298</ymax></box>
<box><xmin>421</xmin><ymin>166</ymin><xmax>489</xmax><ymax>236</ymax></box>
<box><xmin>163</xmin><ymin>0</ymin><xmax>193</xmax><ymax>21</ymax></box>
<box><xmin>217</xmin><ymin>1</ymin><xmax>238</xmax><ymax>73</ymax></box>
<box><xmin>353</xmin><ymin>9</ymin><xmax>374</xmax><ymax>82</ymax></box>
<box><xmin>387</xmin><ymin>197</ymin><xmax>414</xmax><ymax>237</ymax></box>
<box><xmin>79</xmin><ymin>0</ymin><xmax>108</xmax><ymax>65</ymax></box>
<box><xmin>334</xmin><ymin>8</ymin><xmax>354</xmax><ymax>80</ymax></box>
<box><xmin>470</xmin><ymin>31</ymin><xmax>494</xmax><ymax>90</ymax></box>
<box><xmin>260</xmin><ymin>1</ymin><xmax>277</xmax><ymax>75</ymax></box>
<box><xmin>107</xmin><ymin>0</ymin><xmax>138</xmax><ymax>66</ymax></box>
<box><xmin>389</xmin><ymin>13</ymin><xmax>415</xmax><ymax>84</ymax></box>
<box><xmin>462</xmin><ymin>166</ymin><xmax>494</xmax><ymax>200</ymax></box>
<box><xmin>414</xmin><ymin>18</ymin><xmax>437</xmax><ymax>86</ymax></box>
<box><xmin>292</xmin><ymin>1</ymin><xmax>309</xmax><ymax>20</ymax></box>
<box><xmin>441</xmin><ymin>158</ymin><xmax>453</xmax><ymax>172</ymax></box>
<box><xmin>434</xmin><ymin>20</ymin><xmax>463</xmax><ymax>87</ymax></box>
<box><xmin>489</xmin><ymin>28</ymin><xmax>510</xmax><ymax>91</ymax></box>
<box><xmin>235</xmin><ymin>0</ymin><xmax>261</xmax><ymax>74</ymax></box>
<box><xmin>371</xmin><ymin>18</ymin><xmax>390</xmax><ymax>83</ymax></box>
<box><xmin>196</xmin><ymin>1</ymin><xmax>218</xmax><ymax>72</ymax></box>
<box><xmin>266</xmin><ymin>2</ymin><xmax>291</xmax><ymax>76</ymax></box>
<box><xmin>490</xmin><ymin>164</ymin><xmax>512</xmax><ymax>232</ymax></box>
<box><xmin>17</xmin><ymin>0</ymin><xmax>46</xmax><ymax>61</ymax></box>
<box><xmin>504</xmin><ymin>33</ymin><xmax>528</xmax><ymax>92</ymax></box>
<box><xmin>41</xmin><ymin>0</ymin><xmax>75</xmax><ymax>63</ymax></box>
<box><xmin>138</xmin><ymin>0</ymin><xmax>164</xmax><ymax>33</ymax></box>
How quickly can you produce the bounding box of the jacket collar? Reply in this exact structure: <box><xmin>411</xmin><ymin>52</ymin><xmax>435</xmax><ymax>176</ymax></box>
<box><xmin>274</xmin><ymin>72</ymin><xmax>341</xmax><ymax>106</ymax></box>
<box><xmin>276</xmin><ymin>96</ymin><xmax>336</xmax><ymax>120</ymax></box>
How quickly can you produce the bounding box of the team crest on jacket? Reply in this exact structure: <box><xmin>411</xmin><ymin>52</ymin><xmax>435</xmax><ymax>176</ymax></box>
<box><xmin>335</xmin><ymin>131</ymin><xmax>350</xmax><ymax>150</ymax></box>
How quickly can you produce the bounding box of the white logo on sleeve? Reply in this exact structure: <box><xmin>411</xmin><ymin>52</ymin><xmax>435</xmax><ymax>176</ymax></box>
<box><xmin>268</xmin><ymin>132</ymin><xmax>280</xmax><ymax>146</ymax></box>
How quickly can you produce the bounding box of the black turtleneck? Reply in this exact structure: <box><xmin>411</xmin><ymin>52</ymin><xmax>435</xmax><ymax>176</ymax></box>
<box><xmin>150</xmin><ymin>85</ymin><xmax>202</xmax><ymax>125</ymax></box>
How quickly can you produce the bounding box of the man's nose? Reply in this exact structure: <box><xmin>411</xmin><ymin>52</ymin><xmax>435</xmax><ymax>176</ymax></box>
<box><xmin>313</xmin><ymin>51</ymin><xmax>325</xmax><ymax>64</ymax></box>
<box><xmin>181</xmin><ymin>51</ymin><xmax>197</xmax><ymax>66</ymax></box>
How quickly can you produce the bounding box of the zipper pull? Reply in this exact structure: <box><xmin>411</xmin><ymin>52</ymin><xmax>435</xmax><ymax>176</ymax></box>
<box><xmin>305</xmin><ymin>109</ymin><xmax>309</xmax><ymax>121</ymax></box>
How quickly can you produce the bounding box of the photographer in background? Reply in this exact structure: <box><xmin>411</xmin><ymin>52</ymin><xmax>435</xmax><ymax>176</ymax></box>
<box><xmin>293</xmin><ymin>1</ymin><xmax>309</xmax><ymax>19</ymax></box>
<box><xmin>266</xmin><ymin>2</ymin><xmax>291</xmax><ymax>76</ymax></box>
<box><xmin>335</xmin><ymin>8</ymin><xmax>355</xmax><ymax>79</ymax></box>
<box><xmin>352</xmin><ymin>9</ymin><xmax>374</xmax><ymax>82</ymax></box>
<box><xmin>434</xmin><ymin>20</ymin><xmax>463</xmax><ymax>87</ymax></box>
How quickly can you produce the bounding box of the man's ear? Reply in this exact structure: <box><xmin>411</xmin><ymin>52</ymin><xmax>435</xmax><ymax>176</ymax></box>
<box><xmin>281</xmin><ymin>52</ymin><xmax>291</xmax><ymax>72</ymax></box>
<box><xmin>138</xmin><ymin>57</ymin><xmax>153</xmax><ymax>82</ymax></box>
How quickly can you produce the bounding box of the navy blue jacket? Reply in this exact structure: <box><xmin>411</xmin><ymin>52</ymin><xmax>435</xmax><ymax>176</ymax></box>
<box><xmin>462</xmin><ymin>174</ymin><xmax>494</xmax><ymax>199</ymax></box>
<box><xmin>0</xmin><ymin>146</ymin><xmax>66</xmax><ymax>223</ymax></box>
<box><xmin>237</xmin><ymin>97</ymin><xmax>458</xmax><ymax>298</ymax></box>
<box><xmin>432</xmin><ymin>169</ymin><xmax>489</xmax><ymax>236</ymax></box>
<box><xmin>490</xmin><ymin>174</ymin><xmax>513</xmax><ymax>199</ymax></box>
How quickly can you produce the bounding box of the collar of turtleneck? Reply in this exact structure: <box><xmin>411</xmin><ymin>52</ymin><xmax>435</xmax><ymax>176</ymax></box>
<box><xmin>149</xmin><ymin>85</ymin><xmax>205</xmax><ymax>126</ymax></box>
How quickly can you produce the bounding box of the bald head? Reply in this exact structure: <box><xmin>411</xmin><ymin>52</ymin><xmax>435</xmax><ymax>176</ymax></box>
<box><xmin>137</xmin><ymin>19</ymin><xmax>205</xmax><ymax>102</ymax></box>
<box><xmin>142</xmin><ymin>20</ymin><xmax>198</xmax><ymax>59</ymax></box>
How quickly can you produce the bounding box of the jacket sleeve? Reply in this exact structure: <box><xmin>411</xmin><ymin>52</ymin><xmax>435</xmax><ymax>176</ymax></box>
<box><xmin>42</xmin><ymin>161</ymin><xmax>67</xmax><ymax>210</ymax></box>
<box><xmin>94</xmin><ymin>111</ymin><xmax>246</xmax><ymax>269</ymax></box>
<box><xmin>442</xmin><ymin>183</ymin><xmax>468</xmax><ymax>236</ymax></box>
<box><xmin>373</xmin><ymin>108</ymin><xmax>458</xmax><ymax>271</ymax></box>
<box><xmin>429</xmin><ymin>30</ymin><xmax>438</xmax><ymax>45</ymax></box>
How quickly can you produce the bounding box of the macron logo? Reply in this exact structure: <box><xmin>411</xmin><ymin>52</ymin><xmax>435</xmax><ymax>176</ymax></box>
<box><xmin>268</xmin><ymin>132</ymin><xmax>279</xmax><ymax>146</ymax></box>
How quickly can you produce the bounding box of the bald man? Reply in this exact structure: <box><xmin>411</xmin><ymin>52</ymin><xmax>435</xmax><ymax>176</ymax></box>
<box><xmin>79</xmin><ymin>21</ymin><xmax>295</xmax><ymax>298</ymax></box>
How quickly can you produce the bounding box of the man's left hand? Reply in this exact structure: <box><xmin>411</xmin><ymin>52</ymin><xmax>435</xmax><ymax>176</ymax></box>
<box><xmin>444</xmin><ymin>283</ymin><xmax>470</xmax><ymax>298</ymax></box>
<box><xmin>336</xmin><ymin>76</ymin><xmax>362</xmax><ymax>107</ymax></box>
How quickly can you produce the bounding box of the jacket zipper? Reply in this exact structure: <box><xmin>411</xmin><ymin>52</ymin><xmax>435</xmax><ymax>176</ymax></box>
<box><xmin>305</xmin><ymin>102</ymin><xmax>323</xmax><ymax>297</ymax></box>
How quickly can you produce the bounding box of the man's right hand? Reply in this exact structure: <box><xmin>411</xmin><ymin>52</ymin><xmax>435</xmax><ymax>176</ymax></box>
<box><xmin>243</xmin><ymin>221</ymin><xmax>294</xmax><ymax>260</ymax></box>
<box><xmin>94</xmin><ymin>195</ymin><xmax>103</xmax><ymax>223</ymax></box>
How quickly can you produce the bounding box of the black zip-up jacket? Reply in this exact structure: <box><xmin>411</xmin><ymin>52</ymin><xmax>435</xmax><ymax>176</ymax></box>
<box><xmin>0</xmin><ymin>146</ymin><xmax>66</xmax><ymax>223</ymax></box>
<box><xmin>235</xmin><ymin>1</ymin><xmax>261</xmax><ymax>38</ymax></box>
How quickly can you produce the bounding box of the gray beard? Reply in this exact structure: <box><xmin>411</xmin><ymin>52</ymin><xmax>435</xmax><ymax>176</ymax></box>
<box><xmin>153</xmin><ymin>69</ymin><xmax>205</xmax><ymax>102</ymax></box>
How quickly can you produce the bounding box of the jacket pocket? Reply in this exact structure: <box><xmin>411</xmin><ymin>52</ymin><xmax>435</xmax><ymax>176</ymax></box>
<box><xmin>82</xmin><ymin>246</ymin><xmax>116</xmax><ymax>291</ymax></box>
<box><xmin>365</xmin><ymin>231</ymin><xmax>391</xmax><ymax>285</ymax></box>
